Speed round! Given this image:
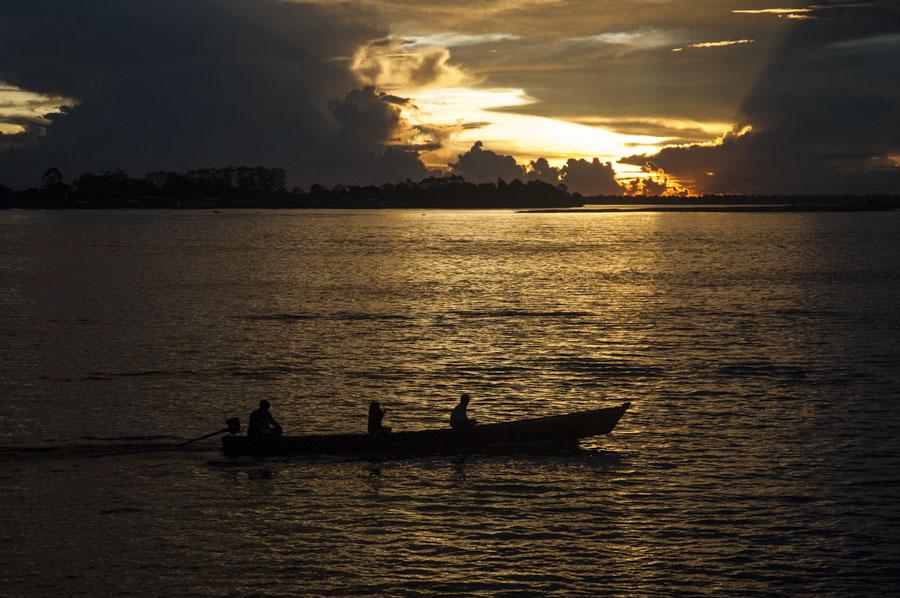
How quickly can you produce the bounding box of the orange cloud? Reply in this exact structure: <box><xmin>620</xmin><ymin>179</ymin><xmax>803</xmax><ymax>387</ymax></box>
<box><xmin>352</xmin><ymin>37</ymin><xmax>470</xmax><ymax>89</ymax></box>
<box><xmin>687</xmin><ymin>39</ymin><xmax>755</xmax><ymax>49</ymax></box>
<box><xmin>733</xmin><ymin>8</ymin><xmax>813</xmax><ymax>15</ymax></box>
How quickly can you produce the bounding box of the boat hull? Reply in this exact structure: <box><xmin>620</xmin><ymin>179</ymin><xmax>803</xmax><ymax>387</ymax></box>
<box><xmin>222</xmin><ymin>402</ymin><xmax>630</xmax><ymax>456</ymax></box>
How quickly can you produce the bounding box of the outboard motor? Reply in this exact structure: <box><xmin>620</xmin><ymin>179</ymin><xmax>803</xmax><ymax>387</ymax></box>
<box><xmin>226</xmin><ymin>417</ymin><xmax>240</xmax><ymax>435</ymax></box>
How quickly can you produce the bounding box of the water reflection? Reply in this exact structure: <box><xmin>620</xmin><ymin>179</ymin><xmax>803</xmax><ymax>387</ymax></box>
<box><xmin>1</xmin><ymin>210</ymin><xmax>899</xmax><ymax>595</ymax></box>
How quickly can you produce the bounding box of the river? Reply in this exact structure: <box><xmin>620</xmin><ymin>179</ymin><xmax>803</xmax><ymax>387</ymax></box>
<box><xmin>1</xmin><ymin>209</ymin><xmax>899</xmax><ymax>595</ymax></box>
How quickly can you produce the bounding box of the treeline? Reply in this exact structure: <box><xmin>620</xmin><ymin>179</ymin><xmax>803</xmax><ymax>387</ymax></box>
<box><xmin>302</xmin><ymin>176</ymin><xmax>580</xmax><ymax>209</ymax></box>
<box><xmin>4</xmin><ymin>166</ymin><xmax>895</xmax><ymax>209</ymax></box>
<box><xmin>0</xmin><ymin>166</ymin><xmax>582</xmax><ymax>209</ymax></box>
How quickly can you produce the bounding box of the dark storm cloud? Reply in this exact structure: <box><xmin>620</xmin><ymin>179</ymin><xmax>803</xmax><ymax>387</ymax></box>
<box><xmin>0</xmin><ymin>0</ymin><xmax>428</xmax><ymax>187</ymax></box>
<box><xmin>560</xmin><ymin>158</ymin><xmax>624</xmax><ymax>196</ymax></box>
<box><xmin>624</xmin><ymin>1</ymin><xmax>900</xmax><ymax>194</ymax></box>
<box><xmin>449</xmin><ymin>141</ymin><xmax>526</xmax><ymax>183</ymax></box>
<box><xmin>451</xmin><ymin>142</ymin><xmax>625</xmax><ymax>195</ymax></box>
<box><xmin>527</xmin><ymin>158</ymin><xmax>562</xmax><ymax>185</ymax></box>
<box><xmin>527</xmin><ymin>156</ymin><xmax>627</xmax><ymax>196</ymax></box>
<box><xmin>329</xmin><ymin>86</ymin><xmax>408</xmax><ymax>146</ymax></box>
<box><xmin>525</xmin><ymin>155</ymin><xmax>627</xmax><ymax>195</ymax></box>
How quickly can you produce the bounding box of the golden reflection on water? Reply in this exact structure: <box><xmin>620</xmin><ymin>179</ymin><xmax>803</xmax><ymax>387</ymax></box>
<box><xmin>1</xmin><ymin>210</ymin><xmax>899</xmax><ymax>595</ymax></box>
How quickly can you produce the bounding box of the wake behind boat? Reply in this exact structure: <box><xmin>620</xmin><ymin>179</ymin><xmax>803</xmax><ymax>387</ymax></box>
<box><xmin>222</xmin><ymin>402</ymin><xmax>630</xmax><ymax>456</ymax></box>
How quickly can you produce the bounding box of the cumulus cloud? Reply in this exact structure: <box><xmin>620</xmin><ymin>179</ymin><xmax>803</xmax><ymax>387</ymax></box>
<box><xmin>329</xmin><ymin>86</ymin><xmax>408</xmax><ymax>146</ymax></box>
<box><xmin>527</xmin><ymin>157</ymin><xmax>561</xmax><ymax>185</ymax></box>
<box><xmin>450</xmin><ymin>142</ymin><xmax>626</xmax><ymax>195</ymax></box>
<box><xmin>559</xmin><ymin>158</ymin><xmax>624</xmax><ymax>196</ymax></box>
<box><xmin>449</xmin><ymin>141</ymin><xmax>526</xmax><ymax>183</ymax></box>
<box><xmin>351</xmin><ymin>37</ymin><xmax>469</xmax><ymax>90</ymax></box>
<box><xmin>0</xmin><ymin>0</ymin><xmax>429</xmax><ymax>187</ymax></box>
<box><xmin>622</xmin><ymin>161</ymin><xmax>685</xmax><ymax>197</ymax></box>
<box><xmin>627</xmin><ymin>177</ymin><xmax>669</xmax><ymax>197</ymax></box>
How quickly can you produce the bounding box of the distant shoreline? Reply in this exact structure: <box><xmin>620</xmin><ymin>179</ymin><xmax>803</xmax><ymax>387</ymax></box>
<box><xmin>520</xmin><ymin>204</ymin><xmax>898</xmax><ymax>213</ymax></box>
<box><xmin>4</xmin><ymin>166</ymin><xmax>900</xmax><ymax>210</ymax></box>
<box><xmin>3</xmin><ymin>204</ymin><xmax>898</xmax><ymax>212</ymax></box>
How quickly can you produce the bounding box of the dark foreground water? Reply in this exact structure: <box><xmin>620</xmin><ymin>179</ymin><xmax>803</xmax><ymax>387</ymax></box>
<box><xmin>1</xmin><ymin>209</ymin><xmax>899</xmax><ymax>596</ymax></box>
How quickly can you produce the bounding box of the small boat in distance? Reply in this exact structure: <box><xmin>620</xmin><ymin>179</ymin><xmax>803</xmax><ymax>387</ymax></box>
<box><xmin>222</xmin><ymin>402</ymin><xmax>630</xmax><ymax>456</ymax></box>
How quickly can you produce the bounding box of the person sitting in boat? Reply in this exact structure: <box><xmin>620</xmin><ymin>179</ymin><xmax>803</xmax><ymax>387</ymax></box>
<box><xmin>248</xmin><ymin>399</ymin><xmax>282</xmax><ymax>438</ymax></box>
<box><xmin>368</xmin><ymin>401</ymin><xmax>391</xmax><ymax>435</ymax></box>
<box><xmin>450</xmin><ymin>393</ymin><xmax>478</xmax><ymax>430</ymax></box>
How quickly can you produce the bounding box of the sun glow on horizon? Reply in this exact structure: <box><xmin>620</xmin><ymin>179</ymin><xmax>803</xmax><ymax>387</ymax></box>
<box><xmin>398</xmin><ymin>86</ymin><xmax>672</xmax><ymax>174</ymax></box>
<box><xmin>352</xmin><ymin>32</ymin><xmax>747</xmax><ymax>193</ymax></box>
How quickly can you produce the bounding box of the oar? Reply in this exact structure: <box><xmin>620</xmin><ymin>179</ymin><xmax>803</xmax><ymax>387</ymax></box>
<box><xmin>175</xmin><ymin>417</ymin><xmax>241</xmax><ymax>448</ymax></box>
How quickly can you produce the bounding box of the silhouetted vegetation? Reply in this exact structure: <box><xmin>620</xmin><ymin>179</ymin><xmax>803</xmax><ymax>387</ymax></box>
<box><xmin>1</xmin><ymin>166</ymin><xmax>897</xmax><ymax>210</ymax></box>
<box><xmin>0</xmin><ymin>167</ymin><xmax>581</xmax><ymax>209</ymax></box>
<box><xmin>0</xmin><ymin>183</ymin><xmax>12</xmax><ymax>209</ymax></box>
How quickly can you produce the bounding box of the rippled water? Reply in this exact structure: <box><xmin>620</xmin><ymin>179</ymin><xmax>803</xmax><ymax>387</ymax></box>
<box><xmin>1</xmin><ymin>209</ymin><xmax>899</xmax><ymax>595</ymax></box>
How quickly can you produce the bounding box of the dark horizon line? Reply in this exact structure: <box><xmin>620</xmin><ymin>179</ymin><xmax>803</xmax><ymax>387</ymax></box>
<box><xmin>2</xmin><ymin>165</ymin><xmax>898</xmax><ymax>210</ymax></box>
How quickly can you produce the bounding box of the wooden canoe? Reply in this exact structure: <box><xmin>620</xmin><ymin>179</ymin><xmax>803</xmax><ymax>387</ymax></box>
<box><xmin>222</xmin><ymin>402</ymin><xmax>630</xmax><ymax>456</ymax></box>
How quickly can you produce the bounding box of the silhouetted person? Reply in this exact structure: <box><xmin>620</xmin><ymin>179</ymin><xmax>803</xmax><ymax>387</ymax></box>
<box><xmin>248</xmin><ymin>399</ymin><xmax>282</xmax><ymax>438</ymax></box>
<box><xmin>368</xmin><ymin>401</ymin><xmax>391</xmax><ymax>435</ymax></box>
<box><xmin>451</xmin><ymin>393</ymin><xmax>477</xmax><ymax>430</ymax></box>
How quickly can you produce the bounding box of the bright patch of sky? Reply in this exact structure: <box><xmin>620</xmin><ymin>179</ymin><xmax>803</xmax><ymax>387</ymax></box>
<box><xmin>404</xmin><ymin>33</ymin><xmax>521</xmax><ymax>47</ymax></box>
<box><xmin>399</xmin><ymin>86</ymin><xmax>671</xmax><ymax>177</ymax></box>
<box><xmin>687</xmin><ymin>39</ymin><xmax>754</xmax><ymax>49</ymax></box>
<box><xmin>0</xmin><ymin>84</ymin><xmax>72</xmax><ymax>130</ymax></box>
<box><xmin>569</xmin><ymin>29</ymin><xmax>681</xmax><ymax>50</ymax></box>
<box><xmin>572</xmin><ymin>116</ymin><xmax>734</xmax><ymax>137</ymax></box>
<box><xmin>733</xmin><ymin>8</ymin><xmax>813</xmax><ymax>15</ymax></box>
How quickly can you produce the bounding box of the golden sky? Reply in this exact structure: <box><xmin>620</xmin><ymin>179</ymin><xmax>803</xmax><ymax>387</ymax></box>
<box><xmin>311</xmin><ymin>0</ymin><xmax>801</xmax><ymax>187</ymax></box>
<box><xmin>2</xmin><ymin>0</ymin><xmax>898</xmax><ymax>194</ymax></box>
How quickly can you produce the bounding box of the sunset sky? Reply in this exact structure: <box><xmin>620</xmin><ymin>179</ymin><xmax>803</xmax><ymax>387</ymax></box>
<box><xmin>1</xmin><ymin>0</ymin><xmax>899</xmax><ymax>194</ymax></box>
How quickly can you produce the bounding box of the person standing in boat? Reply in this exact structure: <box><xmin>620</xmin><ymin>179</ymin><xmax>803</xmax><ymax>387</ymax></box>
<box><xmin>450</xmin><ymin>393</ymin><xmax>477</xmax><ymax>430</ymax></box>
<box><xmin>248</xmin><ymin>399</ymin><xmax>282</xmax><ymax>438</ymax></box>
<box><xmin>368</xmin><ymin>401</ymin><xmax>391</xmax><ymax>435</ymax></box>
